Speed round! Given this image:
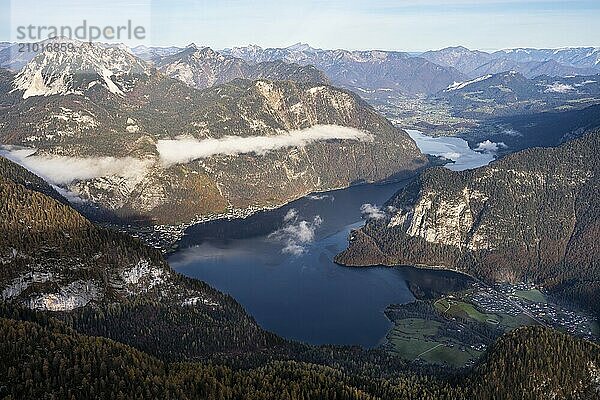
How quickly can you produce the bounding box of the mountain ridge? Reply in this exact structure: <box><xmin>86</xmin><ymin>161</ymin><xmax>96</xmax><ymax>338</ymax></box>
<box><xmin>221</xmin><ymin>44</ymin><xmax>467</xmax><ymax>95</ymax></box>
<box><xmin>0</xmin><ymin>41</ymin><xmax>427</xmax><ymax>225</ymax></box>
<box><xmin>156</xmin><ymin>45</ymin><xmax>329</xmax><ymax>89</ymax></box>
<box><xmin>336</xmin><ymin>129</ymin><xmax>600</xmax><ymax>315</ymax></box>
<box><xmin>422</xmin><ymin>46</ymin><xmax>600</xmax><ymax>79</ymax></box>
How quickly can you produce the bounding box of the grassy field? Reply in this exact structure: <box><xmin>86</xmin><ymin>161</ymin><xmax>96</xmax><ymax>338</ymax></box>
<box><xmin>435</xmin><ymin>297</ymin><xmax>535</xmax><ymax>330</ymax></box>
<box><xmin>391</xmin><ymin>318</ymin><xmax>441</xmax><ymax>336</ymax></box>
<box><xmin>387</xmin><ymin>336</ymin><xmax>440</xmax><ymax>360</ymax></box>
<box><xmin>387</xmin><ymin>318</ymin><xmax>442</xmax><ymax>360</ymax></box>
<box><xmin>387</xmin><ymin>319</ymin><xmax>483</xmax><ymax>367</ymax></box>
<box><xmin>440</xmin><ymin>300</ymin><xmax>497</xmax><ymax>323</ymax></box>
<box><xmin>419</xmin><ymin>338</ymin><xmax>482</xmax><ymax>367</ymax></box>
<box><xmin>514</xmin><ymin>289</ymin><xmax>547</xmax><ymax>303</ymax></box>
<box><xmin>386</xmin><ymin>318</ymin><xmax>484</xmax><ymax>366</ymax></box>
<box><xmin>387</xmin><ymin>292</ymin><xmax>543</xmax><ymax>367</ymax></box>
<box><xmin>433</xmin><ymin>298</ymin><xmax>451</xmax><ymax>313</ymax></box>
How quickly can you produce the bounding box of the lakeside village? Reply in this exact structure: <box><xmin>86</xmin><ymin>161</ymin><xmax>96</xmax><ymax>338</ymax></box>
<box><xmin>106</xmin><ymin>205</ymin><xmax>276</xmax><ymax>253</ymax></box>
<box><xmin>464</xmin><ymin>282</ymin><xmax>597</xmax><ymax>341</ymax></box>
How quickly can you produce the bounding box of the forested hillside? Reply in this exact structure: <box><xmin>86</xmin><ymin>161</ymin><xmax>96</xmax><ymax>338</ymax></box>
<box><xmin>0</xmin><ymin>156</ymin><xmax>277</xmax><ymax>359</ymax></box>
<box><xmin>1</xmin><ymin>314</ymin><xmax>598</xmax><ymax>400</ymax></box>
<box><xmin>337</xmin><ymin>130</ymin><xmax>600</xmax><ymax>315</ymax></box>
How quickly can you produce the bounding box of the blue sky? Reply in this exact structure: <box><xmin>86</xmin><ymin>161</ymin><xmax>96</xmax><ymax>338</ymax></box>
<box><xmin>1</xmin><ymin>0</ymin><xmax>599</xmax><ymax>51</ymax></box>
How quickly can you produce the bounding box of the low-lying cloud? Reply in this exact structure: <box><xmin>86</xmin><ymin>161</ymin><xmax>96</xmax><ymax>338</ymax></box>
<box><xmin>156</xmin><ymin>125</ymin><xmax>374</xmax><ymax>166</ymax></box>
<box><xmin>544</xmin><ymin>83</ymin><xmax>574</xmax><ymax>94</ymax></box>
<box><xmin>269</xmin><ymin>208</ymin><xmax>323</xmax><ymax>256</ymax></box>
<box><xmin>51</xmin><ymin>185</ymin><xmax>87</xmax><ymax>204</ymax></box>
<box><xmin>0</xmin><ymin>147</ymin><xmax>149</xmax><ymax>185</ymax></box>
<box><xmin>501</xmin><ymin>128</ymin><xmax>522</xmax><ymax>137</ymax></box>
<box><xmin>474</xmin><ymin>140</ymin><xmax>507</xmax><ymax>153</ymax></box>
<box><xmin>441</xmin><ymin>151</ymin><xmax>462</xmax><ymax>161</ymax></box>
<box><xmin>360</xmin><ymin>203</ymin><xmax>386</xmax><ymax>220</ymax></box>
<box><xmin>307</xmin><ymin>194</ymin><xmax>335</xmax><ymax>202</ymax></box>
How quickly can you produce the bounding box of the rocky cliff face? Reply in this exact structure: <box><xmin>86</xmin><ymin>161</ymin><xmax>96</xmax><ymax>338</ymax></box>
<box><xmin>13</xmin><ymin>40</ymin><xmax>152</xmax><ymax>98</ymax></box>
<box><xmin>1</xmin><ymin>45</ymin><xmax>427</xmax><ymax>224</ymax></box>
<box><xmin>337</xmin><ymin>131</ymin><xmax>600</xmax><ymax>312</ymax></box>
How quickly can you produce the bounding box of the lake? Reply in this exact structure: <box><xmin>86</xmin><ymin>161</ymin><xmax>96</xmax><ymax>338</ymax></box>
<box><xmin>169</xmin><ymin>130</ymin><xmax>485</xmax><ymax>347</ymax></box>
<box><xmin>169</xmin><ymin>182</ymin><xmax>471</xmax><ymax>347</ymax></box>
<box><xmin>407</xmin><ymin>129</ymin><xmax>496</xmax><ymax>171</ymax></box>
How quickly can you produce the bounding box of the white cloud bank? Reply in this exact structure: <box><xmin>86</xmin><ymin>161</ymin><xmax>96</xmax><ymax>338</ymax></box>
<box><xmin>0</xmin><ymin>147</ymin><xmax>149</xmax><ymax>185</ymax></box>
<box><xmin>360</xmin><ymin>203</ymin><xmax>386</xmax><ymax>220</ymax></box>
<box><xmin>156</xmin><ymin>125</ymin><xmax>374</xmax><ymax>166</ymax></box>
<box><xmin>474</xmin><ymin>140</ymin><xmax>507</xmax><ymax>153</ymax></box>
<box><xmin>1</xmin><ymin>125</ymin><xmax>371</xmax><ymax>187</ymax></box>
<box><xmin>544</xmin><ymin>83</ymin><xmax>574</xmax><ymax>93</ymax></box>
<box><xmin>269</xmin><ymin>208</ymin><xmax>323</xmax><ymax>256</ymax></box>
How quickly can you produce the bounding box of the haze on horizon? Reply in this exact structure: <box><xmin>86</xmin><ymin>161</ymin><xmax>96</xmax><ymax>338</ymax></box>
<box><xmin>1</xmin><ymin>0</ymin><xmax>599</xmax><ymax>52</ymax></box>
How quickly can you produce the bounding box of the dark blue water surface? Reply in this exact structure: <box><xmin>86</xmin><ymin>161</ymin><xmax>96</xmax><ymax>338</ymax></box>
<box><xmin>169</xmin><ymin>180</ymin><xmax>470</xmax><ymax>347</ymax></box>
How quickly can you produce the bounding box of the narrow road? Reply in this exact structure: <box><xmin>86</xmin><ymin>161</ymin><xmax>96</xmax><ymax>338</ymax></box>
<box><xmin>414</xmin><ymin>343</ymin><xmax>444</xmax><ymax>361</ymax></box>
<box><xmin>434</xmin><ymin>297</ymin><xmax>450</xmax><ymax>313</ymax></box>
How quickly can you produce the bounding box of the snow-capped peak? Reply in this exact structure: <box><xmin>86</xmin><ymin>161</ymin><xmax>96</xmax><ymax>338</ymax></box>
<box><xmin>286</xmin><ymin>42</ymin><xmax>317</xmax><ymax>52</ymax></box>
<box><xmin>13</xmin><ymin>39</ymin><xmax>151</xmax><ymax>99</ymax></box>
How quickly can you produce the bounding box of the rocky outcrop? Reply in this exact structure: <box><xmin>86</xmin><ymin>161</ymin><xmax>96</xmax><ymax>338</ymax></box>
<box><xmin>337</xmin><ymin>131</ymin><xmax>600</xmax><ymax>313</ymax></box>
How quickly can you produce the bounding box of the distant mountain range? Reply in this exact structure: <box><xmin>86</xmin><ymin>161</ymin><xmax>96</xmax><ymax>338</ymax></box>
<box><xmin>221</xmin><ymin>43</ymin><xmax>600</xmax><ymax>94</ymax></box>
<box><xmin>155</xmin><ymin>44</ymin><xmax>328</xmax><ymax>90</ymax></box>
<box><xmin>130</xmin><ymin>44</ymin><xmax>183</xmax><ymax>63</ymax></box>
<box><xmin>422</xmin><ymin>46</ymin><xmax>600</xmax><ymax>79</ymax></box>
<box><xmin>495</xmin><ymin>47</ymin><xmax>600</xmax><ymax>70</ymax></box>
<box><xmin>221</xmin><ymin>43</ymin><xmax>467</xmax><ymax>96</ymax></box>
<box><xmin>2</xmin><ymin>41</ymin><xmax>599</xmax><ymax>97</ymax></box>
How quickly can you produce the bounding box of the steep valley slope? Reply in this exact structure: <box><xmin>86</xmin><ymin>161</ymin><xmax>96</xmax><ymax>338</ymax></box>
<box><xmin>0</xmin><ymin>156</ymin><xmax>278</xmax><ymax>360</ymax></box>
<box><xmin>0</xmin><ymin>41</ymin><xmax>427</xmax><ymax>225</ymax></box>
<box><xmin>337</xmin><ymin>130</ymin><xmax>600</xmax><ymax>315</ymax></box>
